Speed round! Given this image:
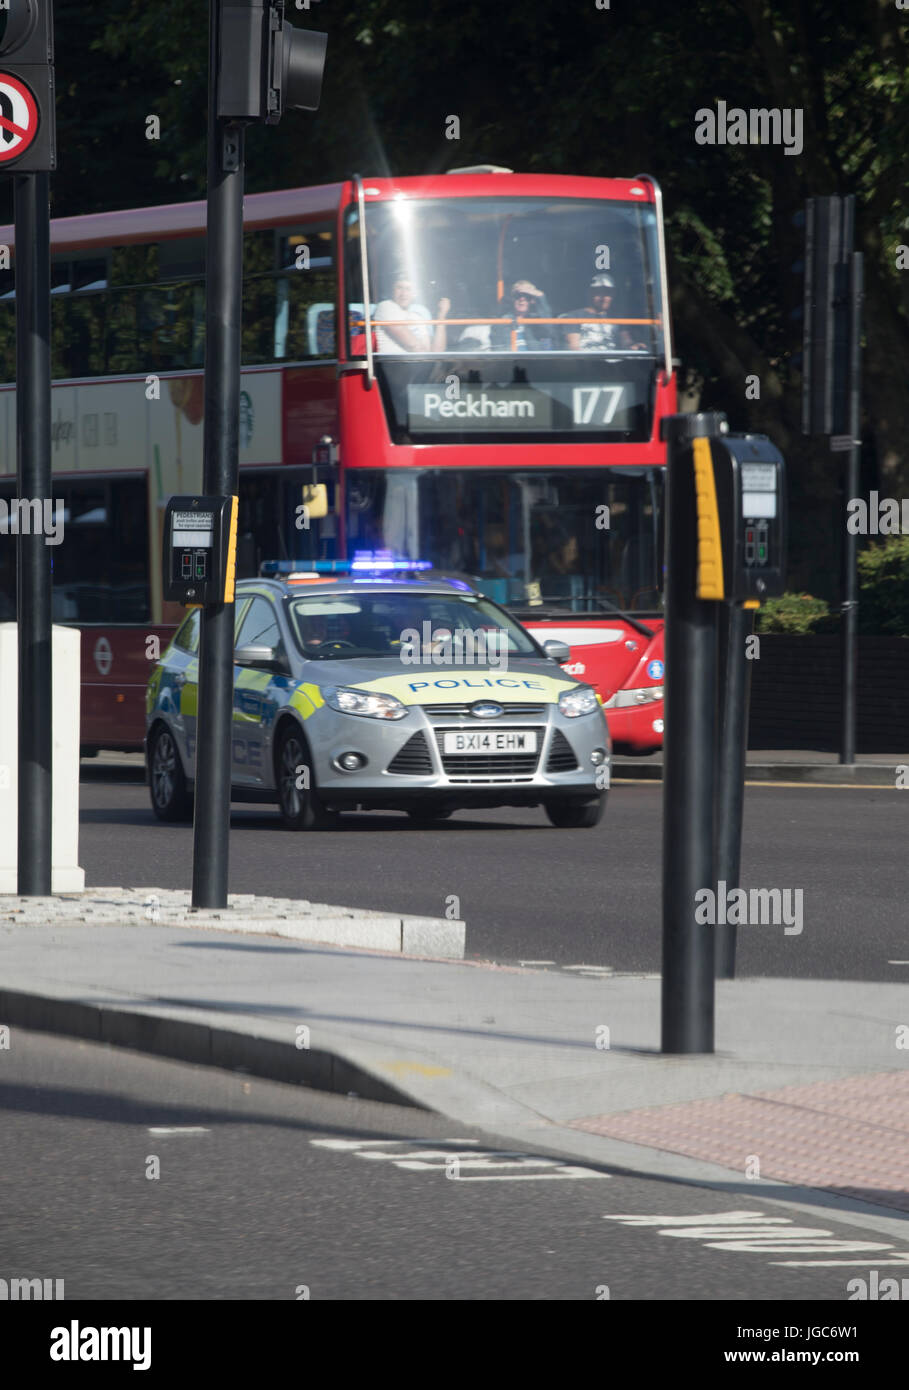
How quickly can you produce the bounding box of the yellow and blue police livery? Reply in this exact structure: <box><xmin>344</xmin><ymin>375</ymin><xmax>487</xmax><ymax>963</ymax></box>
<box><xmin>145</xmin><ymin>564</ymin><xmax>610</xmax><ymax>829</ymax></box>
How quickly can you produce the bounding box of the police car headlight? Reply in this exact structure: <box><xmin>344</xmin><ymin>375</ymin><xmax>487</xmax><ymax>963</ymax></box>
<box><xmin>558</xmin><ymin>686</ymin><xmax>599</xmax><ymax>718</ymax></box>
<box><xmin>324</xmin><ymin>686</ymin><xmax>408</xmax><ymax>720</ymax></box>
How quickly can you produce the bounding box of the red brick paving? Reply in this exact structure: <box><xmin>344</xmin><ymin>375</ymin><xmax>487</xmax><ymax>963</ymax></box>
<box><xmin>569</xmin><ymin>1071</ymin><xmax>909</xmax><ymax>1212</ymax></box>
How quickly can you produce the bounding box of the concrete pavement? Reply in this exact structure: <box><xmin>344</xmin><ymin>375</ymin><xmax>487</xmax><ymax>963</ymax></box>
<box><xmin>2</xmin><ymin>888</ymin><xmax>908</xmax><ymax>1243</ymax></box>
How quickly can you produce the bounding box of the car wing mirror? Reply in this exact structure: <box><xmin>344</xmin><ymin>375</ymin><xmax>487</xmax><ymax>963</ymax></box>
<box><xmin>234</xmin><ymin>643</ymin><xmax>279</xmax><ymax>669</ymax></box>
<box><xmin>541</xmin><ymin>638</ymin><xmax>571</xmax><ymax>663</ymax></box>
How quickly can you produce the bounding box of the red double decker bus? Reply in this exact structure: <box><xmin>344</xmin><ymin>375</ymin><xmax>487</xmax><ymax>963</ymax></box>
<box><xmin>0</xmin><ymin>166</ymin><xmax>673</xmax><ymax>753</ymax></box>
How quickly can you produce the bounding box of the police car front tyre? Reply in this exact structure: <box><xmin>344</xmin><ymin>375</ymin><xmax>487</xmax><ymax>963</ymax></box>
<box><xmin>148</xmin><ymin>724</ymin><xmax>192</xmax><ymax>822</ymax></box>
<box><xmin>544</xmin><ymin>795</ymin><xmax>606</xmax><ymax>829</ymax></box>
<box><xmin>275</xmin><ymin>724</ymin><xmax>336</xmax><ymax>830</ymax></box>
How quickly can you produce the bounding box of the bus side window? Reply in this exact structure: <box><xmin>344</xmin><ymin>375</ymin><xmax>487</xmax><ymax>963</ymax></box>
<box><xmin>273</xmin><ymin>227</ymin><xmax>337</xmax><ymax>362</ymax></box>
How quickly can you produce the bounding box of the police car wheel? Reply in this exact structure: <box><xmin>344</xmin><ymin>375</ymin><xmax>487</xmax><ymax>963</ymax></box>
<box><xmin>148</xmin><ymin>724</ymin><xmax>192</xmax><ymax>822</ymax></box>
<box><xmin>544</xmin><ymin>796</ymin><xmax>606</xmax><ymax>829</ymax></box>
<box><xmin>276</xmin><ymin>725</ymin><xmax>335</xmax><ymax>831</ymax></box>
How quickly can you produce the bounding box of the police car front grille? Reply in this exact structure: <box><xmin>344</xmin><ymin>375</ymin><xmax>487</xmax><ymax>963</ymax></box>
<box><xmin>442</xmin><ymin>756</ymin><xmax>539</xmax><ymax>778</ymax></box>
<box><xmin>428</xmin><ymin>703</ymin><xmax>547</xmax><ymax>718</ymax></box>
<box><xmin>387</xmin><ymin>731</ymin><xmax>434</xmax><ymax>776</ymax></box>
<box><xmin>545</xmin><ymin>729</ymin><xmax>579</xmax><ymax>772</ymax></box>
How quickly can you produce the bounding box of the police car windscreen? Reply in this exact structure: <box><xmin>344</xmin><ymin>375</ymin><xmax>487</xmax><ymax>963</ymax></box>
<box><xmin>288</xmin><ymin>593</ymin><xmax>539</xmax><ymax>659</ymax></box>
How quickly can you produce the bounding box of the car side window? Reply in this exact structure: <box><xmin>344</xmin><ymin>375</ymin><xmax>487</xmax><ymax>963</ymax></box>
<box><xmin>174</xmin><ymin>610</ymin><xmax>200</xmax><ymax>654</ymax></box>
<box><xmin>235</xmin><ymin>595</ymin><xmax>281</xmax><ymax>653</ymax></box>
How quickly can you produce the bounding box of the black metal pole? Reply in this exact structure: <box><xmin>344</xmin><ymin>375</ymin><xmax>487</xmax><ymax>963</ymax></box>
<box><xmin>661</xmin><ymin>413</ymin><xmax>723</xmax><ymax>1054</ymax></box>
<box><xmin>840</xmin><ymin>251</ymin><xmax>862</xmax><ymax>766</ymax></box>
<box><xmin>191</xmin><ymin>1</ymin><xmax>244</xmax><ymax>908</ymax></box>
<box><xmin>714</xmin><ymin>601</ymin><xmax>754</xmax><ymax>979</ymax></box>
<box><xmin>15</xmin><ymin>172</ymin><xmax>53</xmax><ymax>897</ymax></box>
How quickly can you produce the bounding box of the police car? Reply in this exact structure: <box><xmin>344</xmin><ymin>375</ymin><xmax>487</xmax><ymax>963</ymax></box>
<box><xmin>145</xmin><ymin>562</ymin><xmax>610</xmax><ymax>829</ymax></box>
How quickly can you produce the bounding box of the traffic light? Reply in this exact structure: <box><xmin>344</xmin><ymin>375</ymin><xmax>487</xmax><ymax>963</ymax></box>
<box><xmin>217</xmin><ymin>0</ymin><xmax>327</xmax><ymax>124</ymax></box>
<box><xmin>0</xmin><ymin>0</ymin><xmax>56</xmax><ymax>171</ymax></box>
<box><xmin>802</xmin><ymin>196</ymin><xmax>854</xmax><ymax>436</ymax></box>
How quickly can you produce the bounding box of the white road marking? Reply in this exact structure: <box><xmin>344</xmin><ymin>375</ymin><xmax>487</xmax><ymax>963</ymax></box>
<box><xmin>147</xmin><ymin>1127</ymin><xmax>210</xmax><ymax>1136</ymax></box>
<box><xmin>310</xmin><ymin>1139</ymin><xmax>413</xmax><ymax>1150</ymax></box>
<box><xmin>451</xmin><ymin>1168</ymin><xmax>610</xmax><ymax>1182</ymax></box>
<box><xmin>773</xmin><ymin>1255</ymin><xmax>909</xmax><ymax>1267</ymax></box>
<box><xmin>396</xmin><ymin>1155</ymin><xmax>560</xmax><ymax>1170</ymax></box>
<box><xmin>310</xmin><ymin>1137</ymin><xmax>608</xmax><ymax>1182</ymax></box>
<box><xmin>603</xmin><ymin>1211</ymin><xmax>893</xmax><ymax>1257</ymax></box>
<box><xmin>562</xmin><ymin>964</ymin><xmax>613</xmax><ymax>973</ymax></box>
<box><xmin>356</xmin><ymin>1148</ymin><xmax>493</xmax><ymax>1162</ymax></box>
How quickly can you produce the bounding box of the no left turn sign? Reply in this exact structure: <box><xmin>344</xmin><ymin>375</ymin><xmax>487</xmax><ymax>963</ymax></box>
<box><xmin>0</xmin><ymin>72</ymin><xmax>39</xmax><ymax>164</ymax></box>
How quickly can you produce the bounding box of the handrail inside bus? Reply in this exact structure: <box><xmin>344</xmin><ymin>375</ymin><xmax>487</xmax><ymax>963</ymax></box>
<box><xmin>353</xmin><ymin>173</ymin><xmax>375</xmax><ymax>391</ymax></box>
<box><xmin>360</xmin><ymin>316</ymin><xmax>661</xmax><ymax>327</ymax></box>
<box><xmin>635</xmin><ymin>172</ymin><xmax>673</xmax><ymax>384</ymax></box>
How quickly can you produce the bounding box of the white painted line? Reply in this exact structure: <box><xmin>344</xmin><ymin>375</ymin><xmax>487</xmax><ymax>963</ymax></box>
<box><xmin>356</xmin><ymin>1149</ymin><xmax>520</xmax><ymax>1163</ymax></box>
<box><xmin>397</xmin><ymin>1156</ymin><xmax>559</xmax><ymax>1170</ymax></box>
<box><xmin>519</xmin><ymin>960</ymin><xmax>556</xmax><ymax>966</ymax></box>
<box><xmin>773</xmin><ymin>1255</ymin><xmax>909</xmax><ymax>1267</ymax></box>
<box><xmin>310</xmin><ymin>1138</ymin><xmax>412</xmax><ymax>1150</ymax></box>
<box><xmin>147</xmin><ymin>1127</ymin><xmax>210</xmax><ymax>1136</ymax></box>
<box><xmin>452</xmin><ymin>1168</ymin><xmax>611</xmax><ymax>1182</ymax></box>
<box><xmin>562</xmin><ymin>964</ymin><xmax>613</xmax><ymax>973</ymax></box>
<box><xmin>888</xmin><ymin>961</ymin><xmax>909</xmax><ymax>966</ymax></box>
<box><xmin>603</xmin><ymin>1211</ymin><xmax>892</xmax><ymax>1257</ymax></box>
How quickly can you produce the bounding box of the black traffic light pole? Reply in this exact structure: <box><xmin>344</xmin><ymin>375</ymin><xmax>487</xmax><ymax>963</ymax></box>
<box><xmin>661</xmin><ymin>413</ymin><xmax>726</xmax><ymax>1054</ymax></box>
<box><xmin>802</xmin><ymin>197</ymin><xmax>862</xmax><ymax>765</ymax></box>
<box><xmin>15</xmin><ymin>171</ymin><xmax>53</xmax><ymax>896</ymax></box>
<box><xmin>840</xmin><ymin>251</ymin><xmax>863</xmax><ymax>766</ymax></box>
<box><xmin>190</xmin><ymin>1</ymin><xmax>325</xmax><ymax>906</ymax></box>
<box><xmin>191</xmin><ymin>2</ymin><xmax>245</xmax><ymax>908</ymax></box>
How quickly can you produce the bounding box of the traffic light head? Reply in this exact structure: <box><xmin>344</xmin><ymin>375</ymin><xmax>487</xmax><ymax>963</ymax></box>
<box><xmin>0</xmin><ymin>0</ymin><xmax>55</xmax><ymax>171</ymax></box>
<box><xmin>217</xmin><ymin>0</ymin><xmax>327</xmax><ymax>124</ymax></box>
<box><xmin>280</xmin><ymin>20</ymin><xmax>327</xmax><ymax>115</ymax></box>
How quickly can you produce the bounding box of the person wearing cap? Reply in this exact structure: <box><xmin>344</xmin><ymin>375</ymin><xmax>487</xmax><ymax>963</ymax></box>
<box><xmin>559</xmin><ymin>275</ymin><xmax>647</xmax><ymax>352</ymax></box>
<box><xmin>490</xmin><ymin>279</ymin><xmax>553</xmax><ymax>351</ymax></box>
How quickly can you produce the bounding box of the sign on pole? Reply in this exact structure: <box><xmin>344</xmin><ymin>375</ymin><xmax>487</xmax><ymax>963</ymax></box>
<box><xmin>0</xmin><ymin>72</ymin><xmax>40</xmax><ymax>162</ymax></box>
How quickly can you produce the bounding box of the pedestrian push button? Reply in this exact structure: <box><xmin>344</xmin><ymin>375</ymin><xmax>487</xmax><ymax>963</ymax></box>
<box><xmin>162</xmin><ymin>495</ymin><xmax>238</xmax><ymax>607</ymax></box>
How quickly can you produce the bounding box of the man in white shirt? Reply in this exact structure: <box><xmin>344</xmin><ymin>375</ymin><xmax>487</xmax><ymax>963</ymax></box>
<box><xmin>374</xmin><ymin>275</ymin><xmax>450</xmax><ymax>353</ymax></box>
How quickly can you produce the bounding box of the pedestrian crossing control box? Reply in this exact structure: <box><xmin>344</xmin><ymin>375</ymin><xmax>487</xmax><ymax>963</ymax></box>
<box><xmin>163</xmin><ymin>495</ymin><xmax>238</xmax><ymax>606</ymax></box>
<box><xmin>693</xmin><ymin>434</ymin><xmax>786</xmax><ymax>603</ymax></box>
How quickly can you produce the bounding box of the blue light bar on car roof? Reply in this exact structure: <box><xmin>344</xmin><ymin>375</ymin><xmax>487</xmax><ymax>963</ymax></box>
<box><xmin>350</xmin><ymin>550</ymin><xmax>433</xmax><ymax>572</ymax></box>
<box><xmin>260</xmin><ymin>559</ymin><xmax>353</xmax><ymax>576</ymax></box>
<box><xmin>260</xmin><ymin>553</ymin><xmax>434</xmax><ymax>578</ymax></box>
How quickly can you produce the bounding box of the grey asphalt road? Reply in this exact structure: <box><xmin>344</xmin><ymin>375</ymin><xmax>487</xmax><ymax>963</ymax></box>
<box><xmin>77</xmin><ymin>765</ymin><xmax>908</xmax><ymax>980</ymax></box>
<box><xmin>0</xmin><ymin>1032</ymin><xmax>898</xmax><ymax>1302</ymax></box>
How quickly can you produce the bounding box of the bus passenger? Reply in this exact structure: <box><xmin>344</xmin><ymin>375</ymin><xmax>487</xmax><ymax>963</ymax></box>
<box><xmin>491</xmin><ymin>281</ymin><xmax>553</xmax><ymax>351</ymax></box>
<box><xmin>374</xmin><ymin>274</ymin><xmax>450</xmax><ymax>353</ymax></box>
<box><xmin>559</xmin><ymin>275</ymin><xmax>647</xmax><ymax>352</ymax></box>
